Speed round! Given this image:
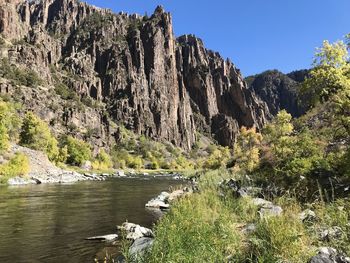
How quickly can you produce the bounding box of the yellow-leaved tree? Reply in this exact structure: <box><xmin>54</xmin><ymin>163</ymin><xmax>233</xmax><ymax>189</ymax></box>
<box><xmin>233</xmin><ymin>127</ymin><xmax>262</xmax><ymax>173</ymax></box>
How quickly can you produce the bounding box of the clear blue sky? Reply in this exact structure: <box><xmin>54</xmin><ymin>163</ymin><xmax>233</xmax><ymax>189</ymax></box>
<box><xmin>85</xmin><ymin>0</ymin><xmax>350</xmax><ymax>77</ymax></box>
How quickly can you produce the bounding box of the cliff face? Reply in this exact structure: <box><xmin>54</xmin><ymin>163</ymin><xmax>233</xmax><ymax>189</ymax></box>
<box><xmin>246</xmin><ymin>70</ymin><xmax>308</xmax><ymax>118</ymax></box>
<box><xmin>0</xmin><ymin>0</ymin><xmax>269</xmax><ymax>150</ymax></box>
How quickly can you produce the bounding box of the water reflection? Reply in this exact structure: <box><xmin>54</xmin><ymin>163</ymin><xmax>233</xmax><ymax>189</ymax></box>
<box><xmin>0</xmin><ymin>177</ymin><xmax>182</xmax><ymax>263</ymax></box>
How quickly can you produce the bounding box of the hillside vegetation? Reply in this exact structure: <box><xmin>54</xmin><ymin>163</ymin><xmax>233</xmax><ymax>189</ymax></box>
<box><xmin>0</xmin><ymin>96</ymin><xmax>231</xmax><ymax>184</ymax></box>
<box><xmin>139</xmin><ymin>35</ymin><xmax>350</xmax><ymax>262</ymax></box>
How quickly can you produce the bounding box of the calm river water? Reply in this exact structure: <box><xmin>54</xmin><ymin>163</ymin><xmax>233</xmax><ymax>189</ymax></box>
<box><xmin>0</xmin><ymin>176</ymin><xmax>182</xmax><ymax>263</ymax></box>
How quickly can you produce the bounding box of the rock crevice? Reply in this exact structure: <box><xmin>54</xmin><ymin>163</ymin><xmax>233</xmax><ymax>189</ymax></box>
<box><xmin>0</xmin><ymin>0</ymin><xmax>270</xmax><ymax>149</ymax></box>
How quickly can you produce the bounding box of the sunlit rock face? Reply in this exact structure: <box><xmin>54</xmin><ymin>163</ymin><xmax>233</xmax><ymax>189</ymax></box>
<box><xmin>0</xmin><ymin>0</ymin><xmax>270</xmax><ymax>149</ymax></box>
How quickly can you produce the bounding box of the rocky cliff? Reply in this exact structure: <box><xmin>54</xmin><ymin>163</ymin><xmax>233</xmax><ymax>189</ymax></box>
<box><xmin>0</xmin><ymin>0</ymin><xmax>269</xmax><ymax>150</ymax></box>
<box><xmin>246</xmin><ymin>70</ymin><xmax>308</xmax><ymax>117</ymax></box>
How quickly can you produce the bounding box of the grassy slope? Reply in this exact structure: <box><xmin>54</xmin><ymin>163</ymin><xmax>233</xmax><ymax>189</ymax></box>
<box><xmin>145</xmin><ymin>170</ymin><xmax>349</xmax><ymax>263</ymax></box>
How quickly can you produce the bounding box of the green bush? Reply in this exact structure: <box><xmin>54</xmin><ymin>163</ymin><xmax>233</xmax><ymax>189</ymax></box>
<box><xmin>0</xmin><ymin>58</ymin><xmax>43</xmax><ymax>88</ymax></box>
<box><xmin>92</xmin><ymin>149</ymin><xmax>113</xmax><ymax>170</ymax></box>
<box><xmin>0</xmin><ymin>101</ymin><xmax>10</xmax><ymax>152</ymax></box>
<box><xmin>54</xmin><ymin>82</ymin><xmax>78</xmax><ymax>100</ymax></box>
<box><xmin>0</xmin><ymin>153</ymin><xmax>30</xmax><ymax>184</ymax></box>
<box><xmin>203</xmin><ymin>146</ymin><xmax>231</xmax><ymax>169</ymax></box>
<box><xmin>63</xmin><ymin>136</ymin><xmax>92</xmax><ymax>166</ymax></box>
<box><xmin>126</xmin><ymin>155</ymin><xmax>143</xmax><ymax>169</ymax></box>
<box><xmin>19</xmin><ymin>112</ymin><xmax>59</xmax><ymax>162</ymax></box>
<box><xmin>0</xmin><ymin>100</ymin><xmax>21</xmax><ymax>152</ymax></box>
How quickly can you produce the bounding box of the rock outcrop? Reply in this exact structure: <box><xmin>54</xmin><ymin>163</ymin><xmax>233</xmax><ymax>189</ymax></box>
<box><xmin>246</xmin><ymin>69</ymin><xmax>308</xmax><ymax>117</ymax></box>
<box><xmin>0</xmin><ymin>0</ymin><xmax>270</xmax><ymax>150</ymax></box>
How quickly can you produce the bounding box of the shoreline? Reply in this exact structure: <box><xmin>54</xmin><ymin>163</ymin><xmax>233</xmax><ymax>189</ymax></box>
<box><xmin>5</xmin><ymin>169</ymin><xmax>186</xmax><ymax>186</ymax></box>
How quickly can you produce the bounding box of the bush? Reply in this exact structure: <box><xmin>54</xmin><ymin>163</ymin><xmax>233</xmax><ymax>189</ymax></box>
<box><xmin>0</xmin><ymin>101</ymin><xmax>10</xmax><ymax>152</ymax></box>
<box><xmin>54</xmin><ymin>82</ymin><xmax>78</xmax><ymax>100</ymax></box>
<box><xmin>234</xmin><ymin>127</ymin><xmax>262</xmax><ymax>173</ymax></box>
<box><xmin>63</xmin><ymin>136</ymin><xmax>92</xmax><ymax>166</ymax></box>
<box><xmin>0</xmin><ymin>100</ymin><xmax>21</xmax><ymax>153</ymax></box>
<box><xmin>203</xmin><ymin>146</ymin><xmax>231</xmax><ymax>169</ymax></box>
<box><xmin>19</xmin><ymin>112</ymin><xmax>59</xmax><ymax>162</ymax></box>
<box><xmin>0</xmin><ymin>153</ymin><xmax>30</xmax><ymax>184</ymax></box>
<box><xmin>92</xmin><ymin>149</ymin><xmax>113</xmax><ymax>170</ymax></box>
<box><xmin>0</xmin><ymin>58</ymin><xmax>43</xmax><ymax>88</ymax></box>
<box><xmin>126</xmin><ymin>155</ymin><xmax>143</xmax><ymax>169</ymax></box>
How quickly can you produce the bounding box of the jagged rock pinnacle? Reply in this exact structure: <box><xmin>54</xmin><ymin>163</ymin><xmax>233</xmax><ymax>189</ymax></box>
<box><xmin>154</xmin><ymin>5</ymin><xmax>165</xmax><ymax>15</ymax></box>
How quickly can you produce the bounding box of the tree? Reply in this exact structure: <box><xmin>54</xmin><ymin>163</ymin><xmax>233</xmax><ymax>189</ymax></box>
<box><xmin>64</xmin><ymin>136</ymin><xmax>92</xmax><ymax>166</ymax></box>
<box><xmin>203</xmin><ymin>146</ymin><xmax>231</xmax><ymax>170</ymax></box>
<box><xmin>0</xmin><ymin>101</ymin><xmax>10</xmax><ymax>152</ymax></box>
<box><xmin>263</xmin><ymin>110</ymin><xmax>294</xmax><ymax>163</ymax></box>
<box><xmin>302</xmin><ymin>40</ymin><xmax>350</xmax><ymax>105</ymax></box>
<box><xmin>0</xmin><ymin>100</ymin><xmax>21</xmax><ymax>153</ymax></box>
<box><xmin>19</xmin><ymin>112</ymin><xmax>59</xmax><ymax>162</ymax></box>
<box><xmin>234</xmin><ymin>127</ymin><xmax>262</xmax><ymax>173</ymax></box>
<box><xmin>93</xmin><ymin>149</ymin><xmax>113</xmax><ymax>170</ymax></box>
<box><xmin>302</xmin><ymin>37</ymin><xmax>350</xmax><ymax>136</ymax></box>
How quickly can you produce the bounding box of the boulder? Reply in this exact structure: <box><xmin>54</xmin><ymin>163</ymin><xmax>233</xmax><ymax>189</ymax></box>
<box><xmin>299</xmin><ymin>209</ymin><xmax>317</xmax><ymax>222</ymax></box>
<box><xmin>168</xmin><ymin>189</ymin><xmax>185</xmax><ymax>202</ymax></box>
<box><xmin>117</xmin><ymin>222</ymin><xmax>154</xmax><ymax>241</ymax></box>
<box><xmin>220</xmin><ymin>179</ymin><xmax>262</xmax><ymax>198</ymax></box>
<box><xmin>145</xmin><ymin>192</ymin><xmax>171</xmax><ymax>209</ymax></box>
<box><xmin>80</xmin><ymin>161</ymin><xmax>92</xmax><ymax>170</ymax></box>
<box><xmin>251</xmin><ymin>198</ymin><xmax>283</xmax><ymax>218</ymax></box>
<box><xmin>86</xmin><ymin>234</ymin><xmax>118</xmax><ymax>242</ymax></box>
<box><xmin>7</xmin><ymin>177</ymin><xmax>39</xmax><ymax>185</ymax></box>
<box><xmin>251</xmin><ymin>198</ymin><xmax>273</xmax><ymax>208</ymax></box>
<box><xmin>241</xmin><ymin>223</ymin><xmax>256</xmax><ymax>234</ymax></box>
<box><xmin>259</xmin><ymin>205</ymin><xmax>283</xmax><ymax>218</ymax></box>
<box><xmin>129</xmin><ymin>237</ymin><xmax>154</xmax><ymax>259</ymax></box>
<box><xmin>116</xmin><ymin>170</ymin><xmax>126</xmax><ymax>177</ymax></box>
<box><xmin>309</xmin><ymin>247</ymin><xmax>350</xmax><ymax>263</ymax></box>
<box><xmin>319</xmin><ymin>226</ymin><xmax>343</xmax><ymax>242</ymax></box>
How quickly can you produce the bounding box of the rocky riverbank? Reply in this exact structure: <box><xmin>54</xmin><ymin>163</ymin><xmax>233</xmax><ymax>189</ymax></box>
<box><xmin>6</xmin><ymin>144</ymin><xmax>107</xmax><ymax>185</ymax></box>
<box><xmin>144</xmin><ymin>170</ymin><xmax>350</xmax><ymax>262</ymax></box>
<box><xmin>87</xmin><ymin>186</ymin><xmax>192</xmax><ymax>262</ymax></box>
<box><xmin>5</xmin><ymin>144</ymin><xmax>185</xmax><ymax>186</ymax></box>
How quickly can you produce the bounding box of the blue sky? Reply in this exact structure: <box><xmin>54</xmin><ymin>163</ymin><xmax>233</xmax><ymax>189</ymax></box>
<box><xmin>85</xmin><ymin>0</ymin><xmax>350</xmax><ymax>77</ymax></box>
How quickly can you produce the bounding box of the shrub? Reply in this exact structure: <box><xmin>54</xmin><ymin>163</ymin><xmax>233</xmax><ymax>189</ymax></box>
<box><xmin>234</xmin><ymin>127</ymin><xmax>262</xmax><ymax>173</ymax></box>
<box><xmin>19</xmin><ymin>112</ymin><xmax>59</xmax><ymax>162</ymax></box>
<box><xmin>203</xmin><ymin>146</ymin><xmax>231</xmax><ymax>169</ymax></box>
<box><xmin>57</xmin><ymin>145</ymin><xmax>68</xmax><ymax>163</ymax></box>
<box><xmin>0</xmin><ymin>58</ymin><xmax>43</xmax><ymax>88</ymax></box>
<box><xmin>92</xmin><ymin>149</ymin><xmax>113</xmax><ymax>170</ymax></box>
<box><xmin>126</xmin><ymin>155</ymin><xmax>143</xmax><ymax>169</ymax></box>
<box><xmin>0</xmin><ymin>100</ymin><xmax>21</xmax><ymax>152</ymax></box>
<box><xmin>54</xmin><ymin>82</ymin><xmax>78</xmax><ymax>100</ymax></box>
<box><xmin>0</xmin><ymin>153</ymin><xmax>30</xmax><ymax>184</ymax></box>
<box><xmin>0</xmin><ymin>101</ymin><xmax>10</xmax><ymax>152</ymax></box>
<box><xmin>63</xmin><ymin>136</ymin><xmax>92</xmax><ymax>166</ymax></box>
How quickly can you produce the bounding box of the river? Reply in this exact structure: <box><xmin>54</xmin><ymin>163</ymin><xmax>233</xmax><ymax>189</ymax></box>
<box><xmin>0</xmin><ymin>176</ymin><xmax>183</xmax><ymax>263</ymax></box>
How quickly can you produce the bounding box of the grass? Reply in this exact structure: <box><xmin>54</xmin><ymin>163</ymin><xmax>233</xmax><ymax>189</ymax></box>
<box><xmin>144</xmin><ymin>169</ymin><xmax>348</xmax><ymax>262</ymax></box>
<box><xmin>309</xmin><ymin>200</ymin><xmax>350</xmax><ymax>256</ymax></box>
<box><xmin>146</xmin><ymin>189</ymin><xmax>244</xmax><ymax>263</ymax></box>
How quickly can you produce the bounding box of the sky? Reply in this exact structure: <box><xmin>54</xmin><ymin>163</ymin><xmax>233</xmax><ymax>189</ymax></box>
<box><xmin>85</xmin><ymin>0</ymin><xmax>350</xmax><ymax>77</ymax></box>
